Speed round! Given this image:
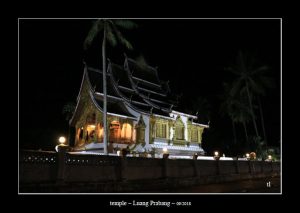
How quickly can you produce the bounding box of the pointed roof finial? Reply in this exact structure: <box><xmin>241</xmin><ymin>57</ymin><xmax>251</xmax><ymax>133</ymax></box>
<box><xmin>150</xmin><ymin>107</ymin><xmax>153</xmax><ymax>114</ymax></box>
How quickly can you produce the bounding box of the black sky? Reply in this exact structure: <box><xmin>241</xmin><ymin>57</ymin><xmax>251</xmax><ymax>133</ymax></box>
<box><xmin>19</xmin><ymin>19</ymin><xmax>280</xmax><ymax>152</ymax></box>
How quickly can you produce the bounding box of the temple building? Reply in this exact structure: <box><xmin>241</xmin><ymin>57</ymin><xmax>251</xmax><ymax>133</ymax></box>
<box><xmin>69</xmin><ymin>56</ymin><xmax>209</xmax><ymax>157</ymax></box>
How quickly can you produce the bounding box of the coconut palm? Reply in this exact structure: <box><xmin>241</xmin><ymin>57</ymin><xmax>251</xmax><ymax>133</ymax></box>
<box><xmin>83</xmin><ymin>19</ymin><xmax>137</xmax><ymax>154</ymax></box>
<box><xmin>251</xmin><ymin>71</ymin><xmax>275</xmax><ymax>147</ymax></box>
<box><xmin>228</xmin><ymin>51</ymin><xmax>275</xmax><ymax>146</ymax></box>
<box><xmin>228</xmin><ymin>51</ymin><xmax>265</xmax><ymax>138</ymax></box>
<box><xmin>232</xmin><ymin>94</ymin><xmax>252</xmax><ymax>145</ymax></box>
<box><xmin>220</xmin><ymin>83</ymin><xmax>251</xmax><ymax>145</ymax></box>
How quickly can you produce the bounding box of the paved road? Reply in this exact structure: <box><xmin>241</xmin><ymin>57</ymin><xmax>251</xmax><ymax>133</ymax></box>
<box><xmin>144</xmin><ymin>177</ymin><xmax>281</xmax><ymax>193</ymax></box>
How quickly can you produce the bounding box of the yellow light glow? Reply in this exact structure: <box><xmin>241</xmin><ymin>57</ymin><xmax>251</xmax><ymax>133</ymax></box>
<box><xmin>58</xmin><ymin>136</ymin><xmax>66</xmax><ymax>144</ymax></box>
<box><xmin>121</xmin><ymin>123</ymin><xmax>132</xmax><ymax>140</ymax></box>
<box><xmin>268</xmin><ymin>155</ymin><xmax>272</xmax><ymax>160</ymax></box>
<box><xmin>163</xmin><ymin>147</ymin><xmax>168</xmax><ymax>153</ymax></box>
<box><xmin>88</xmin><ymin>125</ymin><xmax>96</xmax><ymax>129</ymax></box>
<box><xmin>97</xmin><ymin>124</ymin><xmax>103</xmax><ymax>139</ymax></box>
<box><xmin>214</xmin><ymin>151</ymin><xmax>219</xmax><ymax>156</ymax></box>
<box><xmin>246</xmin><ymin>153</ymin><xmax>250</xmax><ymax>158</ymax></box>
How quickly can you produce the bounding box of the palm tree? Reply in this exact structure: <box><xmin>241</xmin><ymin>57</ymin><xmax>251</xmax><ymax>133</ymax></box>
<box><xmin>228</xmin><ymin>51</ymin><xmax>275</xmax><ymax>147</ymax></box>
<box><xmin>228</xmin><ymin>51</ymin><xmax>265</xmax><ymax>138</ymax></box>
<box><xmin>83</xmin><ymin>19</ymin><xmax>137</xmax><ymax>154</ymax></box>
<box><xmin>220</xmin><ymin>83</ymin><xmax>251</xmax><ymax>145</ymax></box>
<box><xmin>251</xmin><ymin>70</ymin><xmax>275</xmax><ymax>148</ymax></box>
<box><xmin>232</xmin><ymin>95</ymin><xmax>252</xmax><ymax>145</ymax></box>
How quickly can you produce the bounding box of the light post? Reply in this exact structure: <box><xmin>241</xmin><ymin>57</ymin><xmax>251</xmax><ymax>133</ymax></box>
<box><xmin>193</xmin><ymin>153</ymin><xmax>198</xmax><ymax>160</ymax></box>
<box><xmin>246</xmin><ymin>153</ymin><xmax>250</xmax><ymax>160</ymax></box>
<box><xmin>267</xmin><ymin>155</ymin><xmax>272</xmax><ymax>161</ymax></box>
<box><xmin>55</xmin><ymin>136</ymin><xmax>69</xmax><ymax>183</ymax></box>
<box><xmin>214</xmin><ymin>151</ymin><xmax>220</xmax><ymax>160</ymax></box>
<box><xmin>163</xmin><ymin>147</ymin><xmax>169</xmax><ymax>159</ymax></box>
<box><xmin>55</xmin><ymin>136</ymin><xmax>69</xmax><ymax>152</ymax></box>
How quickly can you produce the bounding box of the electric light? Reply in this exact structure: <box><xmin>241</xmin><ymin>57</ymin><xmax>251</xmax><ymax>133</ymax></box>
<box><xmin>268</xmin><ymin>155</ymin><xmax>272</xmax><ymax>160</ymax></box>
<box><xmin>163</xmin><ymin>147</ymin><xmax>168</xmax><ymax>153</ymax></box>
<box><xmin>58</xmin><ymin>136</ymin><xmax>66</xmax><ymax>144</ymax></box>
<box><xmin>213</xmin><ymin>151</ymin><xmax>220</xmax><ymax>160</ymax></box>
<box><xmin>246</xmin><ymin>153</ymin><xmax>250</xmax><ymax>158</ymax></box>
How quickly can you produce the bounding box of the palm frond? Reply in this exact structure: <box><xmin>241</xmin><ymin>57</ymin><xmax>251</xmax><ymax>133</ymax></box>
<box><xmin>251</xmin><ymin>65</ymin><xmax>269</xmax><ymax>75</ymax></box>
<box><xmin>230</xmin><ymin>78</ymin><xmax>243</xmax><ymax>97</ymax></box>
<box><xmin>83</xmin><ymin>20</ymin><xmax>103</xmax><ymax>50</ymax></box>
<box><xmin>249</xmin><ymin>78</ymin><xmax>266</xmax><ymax>95</ymax></box>
<box><xmin>106</xmin><ymin>23</ymin><xmax>117</xmax><ymax>47</ymax></box>
<box><xmin>114</xmin><ymin>20</ymin><xmax>137</xmax><ymax>29</ymax></box>
<box><xmin>111</xmin><ymin>24</ymin><xmax>133</xmax><ymax>49</ymax></box>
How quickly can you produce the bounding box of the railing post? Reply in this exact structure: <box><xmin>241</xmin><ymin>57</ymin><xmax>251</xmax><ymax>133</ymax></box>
<box><xmin>162</xmin><ymin>156</ymin><xmax>169</xmax><ymax>179</ymax></box>
<box><xmin>120</xmin><ymin>155</ymin><xmax>127</xmax><ymax>181</ymax></box>
<box><xmin>56</xmin><ymin>145</ymin><xmax>69</xmax><ymax>183</ymax></box>
<box><xmin>235</xmin><ymin>159</ymin><xmax>240</xmax><ymax>174</ymax></box>
<box><xmin>215</xmin><ymin>158</ymin><xmax>220</xmax><ymax>175</ymax></box>
<box><xmin>248</xmin><ymin>160</ymin><xmax>255</xmax><ymax>174</ymax></box>
<box><xmin>193</xmin><ymin>154</ymin><xmax>199</xmax><ymax>177</ymax></box>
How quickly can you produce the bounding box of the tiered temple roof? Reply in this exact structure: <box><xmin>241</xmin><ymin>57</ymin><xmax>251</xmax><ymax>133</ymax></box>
<box><xmin>84</xmin><ymin>56</ymin><xmax>179</xmax><ymax>118</ymax></box>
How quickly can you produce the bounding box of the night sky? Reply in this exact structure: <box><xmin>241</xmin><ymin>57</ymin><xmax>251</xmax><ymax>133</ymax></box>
<box><xmin>19</xmin><ymin>19</ymin><xmax>280</xmax><ymax>154</ymax></box>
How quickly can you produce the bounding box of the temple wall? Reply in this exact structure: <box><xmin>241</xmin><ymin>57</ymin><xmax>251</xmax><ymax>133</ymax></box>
<box><xmin>20</xmin><ymin>150</ymin><xmax>280</xmax><ymax>193</ymax></box>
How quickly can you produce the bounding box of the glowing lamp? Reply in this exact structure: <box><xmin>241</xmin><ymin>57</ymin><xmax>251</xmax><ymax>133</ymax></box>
<box><xmin>58</xmin><ymin>136</ymin><xmax>66</xmax><ymax>144</ymax></box>
<box><xmin>246</xmin><ymin>153</ymin><xmax>250</xmax><ymax>159</ymax></box>
<box><xmin>55</xmin><ymin>136</ymin><xmax>69</xmax><ymax>152</ymax></box>
<box><xmin>193</xmin><ymin>153</ymin><xmax>198</xmax><ymax>160</ymax></box>
<box><xmin>163</xmin><ymin>147</ymin><xmax>168</xmax><ymax>153</ymax></box>
<box><xmin>214</xmin><ymin>151</ymin><xmax>220</xmax><ymax>160</ymax></box>
<box><xmin>268</xmin><ymin>155</ymin><xmax>272</xmax><ymax>160</ymax></box>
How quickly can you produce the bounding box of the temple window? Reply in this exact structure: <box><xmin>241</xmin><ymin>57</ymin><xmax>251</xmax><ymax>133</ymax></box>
<box><xmin>175</xmin><ymin>116</ymin><xmax>185</xmax><ymax>140</ymax></box>
<box><xmin>76</xmin><ymin>127</ymin><xmax>84</xmax><ymax>145</ymax></box>
<box><xmin>191</xmin><ymin>128</ymin><xmax>198</xmax><ymax>142</ymax></box>
<box><xmin>156</xmin><ymin>123</ymin><xmax>167</xmax><ymax>138</ymax></box>
<box><xmin>175</xmin><ymin>125</ymin><xmax>184</xmax><ymax>140</ymax></box>
<box><xmin>121</xmin><ymin>123</ymin><xmax>132</xmax><ymax>141</ymax></box>
<box><xmin>136</xmin><ymin>116</ymin><xmax>146</xmax><ymax>143</ymax></box>
<box><xmin>109</xmin><ymin>120</ymin><xmax>120</xmax><ymax>142</ymax></box>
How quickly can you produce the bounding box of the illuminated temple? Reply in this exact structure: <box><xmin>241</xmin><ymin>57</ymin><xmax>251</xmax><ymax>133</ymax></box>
<box><xmin>69</xmin><ymin>56</ymin><xmax>209</xmax><ymax>157</ymax></box>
